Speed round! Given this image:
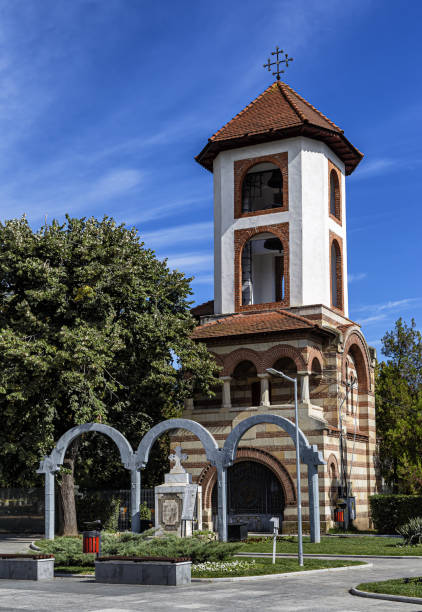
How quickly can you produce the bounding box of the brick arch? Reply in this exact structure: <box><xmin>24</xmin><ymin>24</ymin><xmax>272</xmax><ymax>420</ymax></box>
<box><xmin>326</xmin><ymin>453</ymin><xmax>339</xmax><ymax>479</ymax></box>
<box><xmin>306</xmin><ymin>347</ymin><xmax>324</xmax><ymax>373</ymax></box>
<box><xmin>261</xmin><ymin>344</ymin><xmax>306</xmax><ymax>372</ymax></box>
<box><xmin>234</xmin><ymin>152</ymin><xmax>289</xmax><ymax>219</ymax></box>
<box><xmin>329</xmin><ymin>232</ymin><xmax>344</xmax><ymax>313</ymax></box>
<box><xmin>198</xmin><ymin>447</ymin><xmax>296</xmax><ymax>511</ymax></box>
<box><xmin>234</xmin><ymin>222</ymin><xmax>290</xmax><ymax>312</ymax></box>
<box><xmin>342</xmin><ymin>330</ymin><xmax>371</xmax><ymax>393</ymax></box>
<box><xmin>222</xmin><ymin>347</ymin><xmax>264</xmax><ymax>376</ymax></box>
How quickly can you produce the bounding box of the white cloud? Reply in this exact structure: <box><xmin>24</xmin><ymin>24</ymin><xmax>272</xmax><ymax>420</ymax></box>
<box><xmin>352</xmin><ymin>158</ymin><xmax>396</xmax><ymax>179</ymax></box>
<box><xmin>357</xmin><ymin>314</ymin><xmax>387</xmax><ymax>325</ymax></box>
<box><xmin>348</xmin><ymin>272</ymin><xmax>367</xmax><ymax>283</ymax></box>
<box><xmin>165</xmin><ymin>253</ymin><xmax>212</xmax><ymax>272</ymax></box>
<box><xmin>355</xmin><ymin>298</ymin><xmax>421</xmax><ymax>314</ymax></box>
<box><xmin>84</xmin><ymin>169</ymin><xmax>143</xmax><ymax>204</ymax></box>
<box><xmin>192</xmin><ymin>274</ymin><xmax>214</xmax><ymax>285</ymax></box>
<box><xmin>141</xmin><ymin>222</ymin><xmax>213</xmax><ymax>249</ymax></box>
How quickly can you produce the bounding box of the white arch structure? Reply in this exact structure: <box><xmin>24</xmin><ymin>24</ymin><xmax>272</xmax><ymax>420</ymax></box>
<box><xmin>38</xmin><ymin>416</ymin><xmax>325</xmax><ymax>542</ymax></box>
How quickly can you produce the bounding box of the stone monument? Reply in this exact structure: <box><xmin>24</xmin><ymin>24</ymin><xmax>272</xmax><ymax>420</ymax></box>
<box><xmin>154</xmin><ymin>446</ymin><xmax>202</xmax><ymax>536</ymax></box>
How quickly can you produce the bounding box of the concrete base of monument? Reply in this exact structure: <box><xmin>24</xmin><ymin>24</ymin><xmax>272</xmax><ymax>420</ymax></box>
<box><xmin>0</xmin><ymin>557</ymin><xmax>54</xmax><ymax>580</ymax></box>
<box><xmin>95</xmin><ymin>559</ymin><xmax>192</xmax><ymax>586</ymax></box>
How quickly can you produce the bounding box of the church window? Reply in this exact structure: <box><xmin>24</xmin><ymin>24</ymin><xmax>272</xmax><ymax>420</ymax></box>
<box><xmin>330</xmin><ymin>240</ymin><xmax>342</xmax><ymax>310</ymax></box>
<box><xmin>242</xmin><ymin>162</ymin><xmax>283</xmax><ymax>213</ymax></box>
<box><xmin>241</xmin><ymin>233</ymin><xmax>284</xmax><ymax>306</ymax></box>
<box><xmin>329</xmin><ymin>169</ymin><xmax>340</xmax><ymax>220</ymax></box>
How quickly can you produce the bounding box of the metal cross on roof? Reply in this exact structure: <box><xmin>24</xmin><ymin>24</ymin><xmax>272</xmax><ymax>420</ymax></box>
<box><xmin>263</xmin><ymin>46</ymin><xmax>293</xmax><ymax>81</ymax></box>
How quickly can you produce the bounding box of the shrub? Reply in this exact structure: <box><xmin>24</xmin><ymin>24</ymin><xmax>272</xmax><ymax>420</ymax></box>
<box><xmin>369</xmin><ymin>495</ymin><xmax>422</xmax><ymax>534</ymax></box>
<box><xmin>37</xmin><ymin>532</ymin><xmax>241</xmax><ymax>566</ymax></box>
<box><xmin>397</xmin><ymin>517</ymin><xmax>422</xmax><ymax>545</ymax></box>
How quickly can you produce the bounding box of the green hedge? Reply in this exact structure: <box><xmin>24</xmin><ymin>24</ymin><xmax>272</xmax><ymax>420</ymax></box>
<box><xmin>370</xmin><ymin>495</ymin><xmax>422</xmax><ymax>534</ymax></box>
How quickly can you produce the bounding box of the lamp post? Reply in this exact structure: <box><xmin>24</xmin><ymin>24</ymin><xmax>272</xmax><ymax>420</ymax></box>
<box><xmin>266</xmin><ymin>367</ymin><xmax>304</xmax><ymax>566</ymax></box>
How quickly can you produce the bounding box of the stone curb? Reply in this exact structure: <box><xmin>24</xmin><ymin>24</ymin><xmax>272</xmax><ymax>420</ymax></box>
<box><xmin>192</xmin><ymin>562</ymin><xmax>372</xmax><ymax>582</ymax></box>
<box><xmin>350</xmin><ymin>586</ymin><xmax>422</xmax><ymax>605</ymax></box>
<box><xmin>30</xmin><ymin>541</ymin><xmax>42</xmax><ymax>552</ymax></box>
<box><xmin>237</xmin><ymin>552</ymin><xmax>422</xmax><ymax>560</ymax></box>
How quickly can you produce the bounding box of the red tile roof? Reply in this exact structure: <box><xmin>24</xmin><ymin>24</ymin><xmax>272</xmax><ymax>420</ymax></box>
<box><xmin>192</xmin><ymin>308</ymin><xmax>328</xmax><ymax>340</ymax></box>
<box><xmin>191</xmin><ymin>300</ymin><xmax>214</xmax><ymax>318</ymax></box>
<box><xmin>196</xmin><ymin>81</ymin><xmax>363</xmax><ymax>175</ymax></box>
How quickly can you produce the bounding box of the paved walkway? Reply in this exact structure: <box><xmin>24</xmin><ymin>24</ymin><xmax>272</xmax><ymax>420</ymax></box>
<box><xmin>0</xmin><ymin>556</ymin><xmax>421</xmax><ymax>610</ymax></box>
<box><xmin>0</xmin><ymin>535</ymin><xmax>35</xmax><ymax>555</ymax></box>
<box><xmin>0</xmin><ymin>537</ymin><xmax>421</xmax><ymax>610</ymax></box>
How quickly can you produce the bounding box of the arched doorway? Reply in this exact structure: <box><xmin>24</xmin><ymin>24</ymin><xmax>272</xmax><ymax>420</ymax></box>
<box><xmin>211</xmin><ymin>460</ymin><xmax>284</xmax><ymax>532</ymax></box>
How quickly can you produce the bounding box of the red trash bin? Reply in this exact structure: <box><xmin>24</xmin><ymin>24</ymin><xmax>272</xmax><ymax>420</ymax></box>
<box><xmin>334</xmin><ymin>509</ymin><xmax>344</xmax><ymax>522</ymax></box>
<box><xmin>82</xmin><ymin>530</ymin><xmax>101</xmax><ymax>554</ymax></box>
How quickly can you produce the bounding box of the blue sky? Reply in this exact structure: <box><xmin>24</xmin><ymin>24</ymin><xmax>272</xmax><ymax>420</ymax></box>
<box><xmin>0</xmin><ymin>0</ymin><xmax>420</xmax><ymax>356</ymax></box>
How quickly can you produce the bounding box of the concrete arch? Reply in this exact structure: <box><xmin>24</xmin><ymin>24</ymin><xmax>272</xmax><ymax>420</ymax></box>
<box><xmin>136</xmin><ymin>418</ymin><xmax>219</xmax><ymax>469</ymax></box>
<box><xmin>37</xmin><ymin>423</ymin><xmax>138</xmax><ymax>540</ymax></box>
<box><xmin>222</xmin><ymin>414</ymin><xmax>325</xmax><ymax>543</ymax></box>
<box><xmin>222</xmin><ymin>347</ymin><xmax>264</xmax><ymax>376</ymax></box>
<box><xmin>261</xmin><ymin>344</ymin><xmax>307</xmax><ymax>373</ymax></box>
<box><xmin>223</xmin><ymin>414</ymin><xmax>323</xmax><ymax>467</ymax></box>
<box><xmin>39</xmin><ymin>423</ymin><xmax>135</xmax><ymax>472</ymax></box>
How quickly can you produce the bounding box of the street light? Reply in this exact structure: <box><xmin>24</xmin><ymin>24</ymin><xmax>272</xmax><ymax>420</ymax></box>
<box><xmin>266</xmin><ymin>367</ymin><xmax>304</xmax><ymax>567</ymax></box>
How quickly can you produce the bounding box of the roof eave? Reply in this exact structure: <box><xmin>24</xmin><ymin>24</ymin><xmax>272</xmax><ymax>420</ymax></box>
<box><xmin>195</xmin><ymin>124</ymin><xmax>363</xmax><ymax>175</ymax></box>
<box><xmin>192</xmin><ymin>323</ymin><xmax>335</xmax><ymax>342</ymax></box>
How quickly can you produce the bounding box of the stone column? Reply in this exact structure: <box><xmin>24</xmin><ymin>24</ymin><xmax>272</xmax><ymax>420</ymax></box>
<box><xmin>216</xmin><ymin>464</ymin><xmax>228</xmax><ymax>542</ymax></box>
<box><xmin>221</xmin><ymin>376</ymin><xmax>232</xmax><ymax>409</ymax></box>
<box><xmin>258</xmin><ymin>373</ymin><xmax>271</xmax><ymax>407</ymax></box>
<box><xmin>307</xmin><ymin>463</ymin><xmax>321</xmax><ymax>543</ymax></box>
<box><xmin>131</xmin><ymin>469</ymin><xmax>141</xmax><ymax>533</ymax></box>
<box><xmin>45</xmin><ymin>472</ymin><xmax>55</xmax><ymax>540</ymax></box>
<box><xmin>298</xmin><ymin>371</ymin><xmax>311</xmax><ymax>403</ymax></box>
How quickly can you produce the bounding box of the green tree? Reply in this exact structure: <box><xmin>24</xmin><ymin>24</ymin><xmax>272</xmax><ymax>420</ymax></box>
<box><xmin>376</xmin><ymin>318</ymin><xmax>422</xmax><ymax>493</ymax></box>
<box><xmin>0</xmin><ymin>216</ymin><xmax>219</xmax><ymax>534</ymax></box>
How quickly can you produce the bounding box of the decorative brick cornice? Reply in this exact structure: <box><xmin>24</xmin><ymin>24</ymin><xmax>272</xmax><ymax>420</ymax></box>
<box><xmin>234</xmin><ymin>152</ymin><xmax>289</xmax><ymax>219</ymax></box>
<box><xmin>234</xmin><ymin>222</ymin><xmax>290</xmax><ymax>312</ymax></box>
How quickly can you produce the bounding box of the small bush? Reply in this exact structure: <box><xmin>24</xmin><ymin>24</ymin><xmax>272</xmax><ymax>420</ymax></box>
<box><xmin>369</xmin><ymin>495</ymin><xmax>422</xmax><ymax>534</ymax></box>
<box><xmin>397</xmin><ymin>517</ymin><xmax>422</xmax><ymax>545</ymax></box>
<box><xmin>37</xmin><ymin>532</ymin><xmax>241</xmax><ymax>566</ymax></box>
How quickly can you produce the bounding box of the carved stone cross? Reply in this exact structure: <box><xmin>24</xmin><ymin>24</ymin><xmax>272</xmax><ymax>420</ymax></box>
<box><xmin>169</xmin><ymin>446</ymin><xmax>188</xmax><ymax>474</ymax></box>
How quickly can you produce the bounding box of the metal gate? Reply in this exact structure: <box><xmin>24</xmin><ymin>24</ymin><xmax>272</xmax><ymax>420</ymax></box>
<box><xmin>212</xmin><ymin>460</ymin><xmax>284</xmax><ymax>532</ymax></box>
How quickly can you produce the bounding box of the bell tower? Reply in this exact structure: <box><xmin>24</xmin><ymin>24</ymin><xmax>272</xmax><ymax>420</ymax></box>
<box><xmin>182</xmin><ymin>59</ymin><xmax>377</xmax><ymax>535</ymax></box>
<box><xmin>196</xmin><ymin>80</ymin><xmax>362</xmax><ymax>318</ymax></box>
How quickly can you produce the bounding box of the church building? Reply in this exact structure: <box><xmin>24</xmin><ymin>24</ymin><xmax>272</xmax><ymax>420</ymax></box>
<box><xmin>176</xmin><ymin>76</ymin><xmax>377</xmax><ymax>533</ymax></box>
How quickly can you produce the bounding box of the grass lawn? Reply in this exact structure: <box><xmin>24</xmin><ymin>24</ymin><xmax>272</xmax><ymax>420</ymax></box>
<box><xmin>55</xmin><ymin>566</ymin><xmax>94</xmax><ymax>575</ymax></box>
<box><xmin>192</xmin><ymin>557</ymin><xmax>364</xmax><ymax>578</ymax></box>
<box><xmin>356</xmin><ymin>577</ymin><xmax>422</xmax><ymax>598</ymax></box>
<box><xmin>240</xmin><ymin>535</ymin><xmax>422</xmax><ymax>556</ymax></box>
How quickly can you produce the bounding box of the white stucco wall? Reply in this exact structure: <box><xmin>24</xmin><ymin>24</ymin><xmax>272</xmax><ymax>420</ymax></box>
<box><xmin>213</xmin><ymin>137</ymin><xmax>348</xmax><ymax>316</ymax></box>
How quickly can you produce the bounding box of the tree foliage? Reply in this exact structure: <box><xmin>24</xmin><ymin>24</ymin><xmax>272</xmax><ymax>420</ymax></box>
<box><xmin>0</xmin><ymin>216</ymin><xmax>219</xmax><ymax>529</ymax></box>
<box><xmin>376</xmin><ymin>318</ymin><xmax>422</xmax><ymax>493</ymax></box>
